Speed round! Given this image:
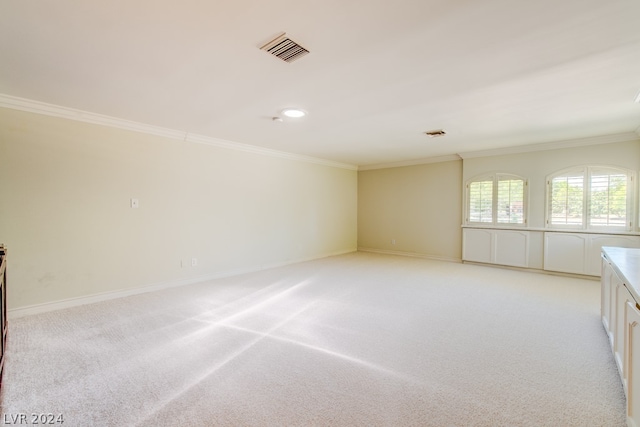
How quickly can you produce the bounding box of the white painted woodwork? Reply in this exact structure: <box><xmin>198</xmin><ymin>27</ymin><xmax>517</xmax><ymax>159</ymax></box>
<box><xmin>462</xmin><ymin>229</ymin><xmax>493</xmax><ymax>264</ymax></box>
<box><xmin>464</xmin><ymin>229</ymin><xmax>640</xmax><ymax>275</ymax></box>
<box><xmin>601</xmin><ymin>256</ymin><xmax>614</xmax><ymax>345</ymax></box>
<box><xmin>494</xmin><ymin>230</ymin><xmax>529</xmax><ymax>268</ymax></box>
<box><xmin>544</xmin><ymin>233</ymin><xmax>587</xmax><ymax>274</ymax></box>
<box><xmin>545</xmin><ymin>233</ymin><xmax>640</xmax><ymax>276</ymax></box>
<box><xmin>615</xmin><ymin>282</ymin><xmax>634</xmax><ymax>390</ymax></box>
<box><xmin>462</xmin><ymin>228</ymin><xmax>531</xmax><ymax>268</ymax></box>
<box><xmin>627</xmin><ymin>300</ymin><xmax>640</xmax><ymax>427</ymax></box>
<box><xmin>601</xmin><ymin>247</ymin><xmax>640</xmax><ymax>427</ymax></box>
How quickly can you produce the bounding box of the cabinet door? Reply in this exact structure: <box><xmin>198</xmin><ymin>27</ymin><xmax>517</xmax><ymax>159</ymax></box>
<box><xmin>462</xmin><ymin>229</ymin><xmax>493</xmax><ymax>263</ymax></box>
<box><xmin>626</xmin><ymin>300</ymin><xmax>640</xmax><ymax>427</ymax></box>
<box><xmin>544</xmin><ymin>233</ymin><xmax>587</xmax><ymax>274</ymax></box>
<box><xmin>601</xmin><ymin>257</ymin><xmax>613</xmax><ymax>343</ymax></box>
<box><xmin>463</xmin><ymin>229</ymin><xmax>533</xmax><ymax>267</ymax></box>
<box><xmin>494</xmin><ymin>230</ymin><xmax>529</xmax><ymax>268</ymax></box>
<box><xmin>546</xmin><ymin>234</ymin><xmax>640</xmax><ymax>276</ymax></box>
<box><xmin>615</xmin><ymin>282</ymin><xmax>635</xmax><ymax>390</ymax></box>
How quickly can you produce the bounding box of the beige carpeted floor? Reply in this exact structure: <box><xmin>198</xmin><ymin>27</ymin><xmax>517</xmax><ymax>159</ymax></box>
<box><xmin>0</xmin><ymin>252</ymin><xmax>627</xmax><ymax>426</ymax></box>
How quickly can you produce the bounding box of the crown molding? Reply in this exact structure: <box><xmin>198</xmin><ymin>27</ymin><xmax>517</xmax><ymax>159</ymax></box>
<box><xmin>358</xmin><ymin>154</ymin><xmax>462</xmax><ymax>171</ymax></box>
<box><xmin>458</xmin><ymin>132</ymin><xmax>640</xmax><ymax>159</ymax></box>
<box><xmin>0</xmin><ymin>93</ymin><xmax>187</xmax><ymax>140</ymax></box>
<box><xmin>0</xmin><ymin>93</ymin><xmax>357</xmax><ymax>171</ymax></box>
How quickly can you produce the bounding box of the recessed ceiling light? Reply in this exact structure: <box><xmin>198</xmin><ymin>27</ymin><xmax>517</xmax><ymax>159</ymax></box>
<box><xmin>281</xmin><ymin>108</ymin><xmax>307</xmax><ymax>118</ymax></box>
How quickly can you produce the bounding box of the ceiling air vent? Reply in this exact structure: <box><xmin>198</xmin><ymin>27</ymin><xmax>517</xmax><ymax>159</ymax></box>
<box><xmin>260</xmin><ymin>33</ymin><xmax>309</xmax><ymax>63</ymax></box>
<box><xmin>425</xmin><ymin>129</ymin><xmax>447</xmax><ymax>138</ymax></box>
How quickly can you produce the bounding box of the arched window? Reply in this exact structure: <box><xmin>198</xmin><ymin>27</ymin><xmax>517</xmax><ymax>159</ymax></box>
<box><xmin>546</xmin><ymin>165</ymin><xmax>634</xmax><ymax>230</ymax></box>
<box><xmin>466</xmin><ymin>174</ymin><xmax>527</xmax><ymax>226</ymax></box>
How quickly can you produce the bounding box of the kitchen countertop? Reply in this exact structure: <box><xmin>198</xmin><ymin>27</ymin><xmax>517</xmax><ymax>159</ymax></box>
<box><xmin>602</xmin><ymin>246</ymin><xmax>640</xmax><ymax>303</ymax></box>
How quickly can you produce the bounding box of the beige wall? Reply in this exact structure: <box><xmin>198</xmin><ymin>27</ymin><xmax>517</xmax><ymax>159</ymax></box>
<box><xmin>0</xmin><ymin>108</ymin><xmax>357</xmax><ymax>310</ymax></box>
<box><xmin>358</xmin><ymin>160</ymin><xmax>463</xmax><ymax>261</ymax></box>
<box><xmin>4</xmin><ymin>106</ymin><xmax>635</xmax><ymax>312</ymax></box>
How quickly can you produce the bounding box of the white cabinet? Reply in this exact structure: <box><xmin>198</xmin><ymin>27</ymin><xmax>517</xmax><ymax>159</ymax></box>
<box><xmin>494</xmin><ymin>230</ymin><xmax>529</xmax><ymax>267</ymax></box>
<box><xmin>464</xmin><ymin>228</ymin><xmax>639</xmax><ymax>277</ymax></box>
<box><xmin>462</xmin><ymin>228</ymin><xmax>541</xmax><ymax>268</ymax></box>
<box><xmin>590</xmin><ymin>235</ymin><xmax>640</xmax><ymax>276</ymax></box>
<box><xmin>546</xmin><ymin>233</ymin><xmax>640</xmax><ymax>276</ymax></box>
<box><xmin>601</xmin><ymin>247</ymin><xmax>640</xmax><ymax>427</ymax></box>
<box><xmin>462</xmin><ymin>228</ymin><xmax>493</xmax><ymax>264</ymax></box>
<box><xmin>615</xmin><ymin>281</ymin><xmax>634</xmax><ymax>389</ymax></box>
<box><xmin>601</xmin><ymin>256</ymin><xmax>614</xmax><ymax>346</ymax></box>
<box><xmin>626</xmin><ymin>301</ymin><xmax>640</xmax><ymax>427</ymax></box>
<box><xmin>544</xmin><ymin>233</ymin><xmax>587</xmax><ymax>274</ymax></box>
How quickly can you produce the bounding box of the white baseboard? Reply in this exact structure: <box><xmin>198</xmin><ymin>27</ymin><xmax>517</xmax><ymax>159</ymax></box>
<box><xmin>357</xmin><ymin>247</ymin><xmax>461</xmax><ymax>263</ymax></box>
<box><xmin>461</xmin><ymin>260</ymin><xmax>599</xmax><ymax>280</ymax></box>
<box><xmin>8</xmin><ymin>249</ymin><xmax>356</xmax><ymax>319</ymax></box>
<box><xmin>357</xmin><ymin>247</ymin><xmax>600</xmax><ymax>280</ymax></box>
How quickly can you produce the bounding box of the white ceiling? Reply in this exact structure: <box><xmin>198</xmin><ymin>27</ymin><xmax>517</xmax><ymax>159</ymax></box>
<box><xmin>1</xmin><ymin>0</ymin><xmax>640</xmax><ymax>167</ymax></box>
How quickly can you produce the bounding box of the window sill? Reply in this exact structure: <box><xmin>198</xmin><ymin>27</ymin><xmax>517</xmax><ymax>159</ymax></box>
<box><xmin>461</xmin><ymin>224</ymin><xmax>640</xmax><ymax>236</ymax></box>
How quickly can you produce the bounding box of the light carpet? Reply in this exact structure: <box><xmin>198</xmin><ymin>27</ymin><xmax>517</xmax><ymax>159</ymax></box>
<box><xmin>0</xmin><ymin>252</ymin><xmax>626</xmax><ymax>426</ymax></box>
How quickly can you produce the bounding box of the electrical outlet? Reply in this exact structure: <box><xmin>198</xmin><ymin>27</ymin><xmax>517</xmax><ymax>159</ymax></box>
<box><xmin>191</xmin><ymin>258</ymin><xmax>198</xmax><ymax>267</ymax></box>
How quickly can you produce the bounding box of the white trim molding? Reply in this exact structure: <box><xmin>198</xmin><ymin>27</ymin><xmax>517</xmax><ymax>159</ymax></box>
<box><xmin>0</xmin><ymin>93</ymin><xmax>186</xmax><ymax>140</ymax></box>
<box><xmin>0</xmin><ymin>93</ymin><xmax>357</xmax><ymax>171</ymax></box>
<box><xmin>357</xmin><ymin>247</ymin><xmax>461</xmax><ymax>263</ymax></box>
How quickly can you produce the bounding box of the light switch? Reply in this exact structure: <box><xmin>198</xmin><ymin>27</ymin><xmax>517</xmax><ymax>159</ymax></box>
<box><xmin>131</xmin><ymin>198</ymin><xmax>139</xmax><ymax>208</ymax></box>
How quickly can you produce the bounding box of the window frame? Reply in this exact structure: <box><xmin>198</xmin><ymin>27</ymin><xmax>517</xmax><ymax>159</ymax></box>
<box><xmin>465</xmin><ymin>173</ymin><xmax>528</xmax><ymax>227</ymax></box>
<box><xmin>545</xmin><ymin>165</ymin><xmax>635</xmax><ymax>232</ymax></box>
